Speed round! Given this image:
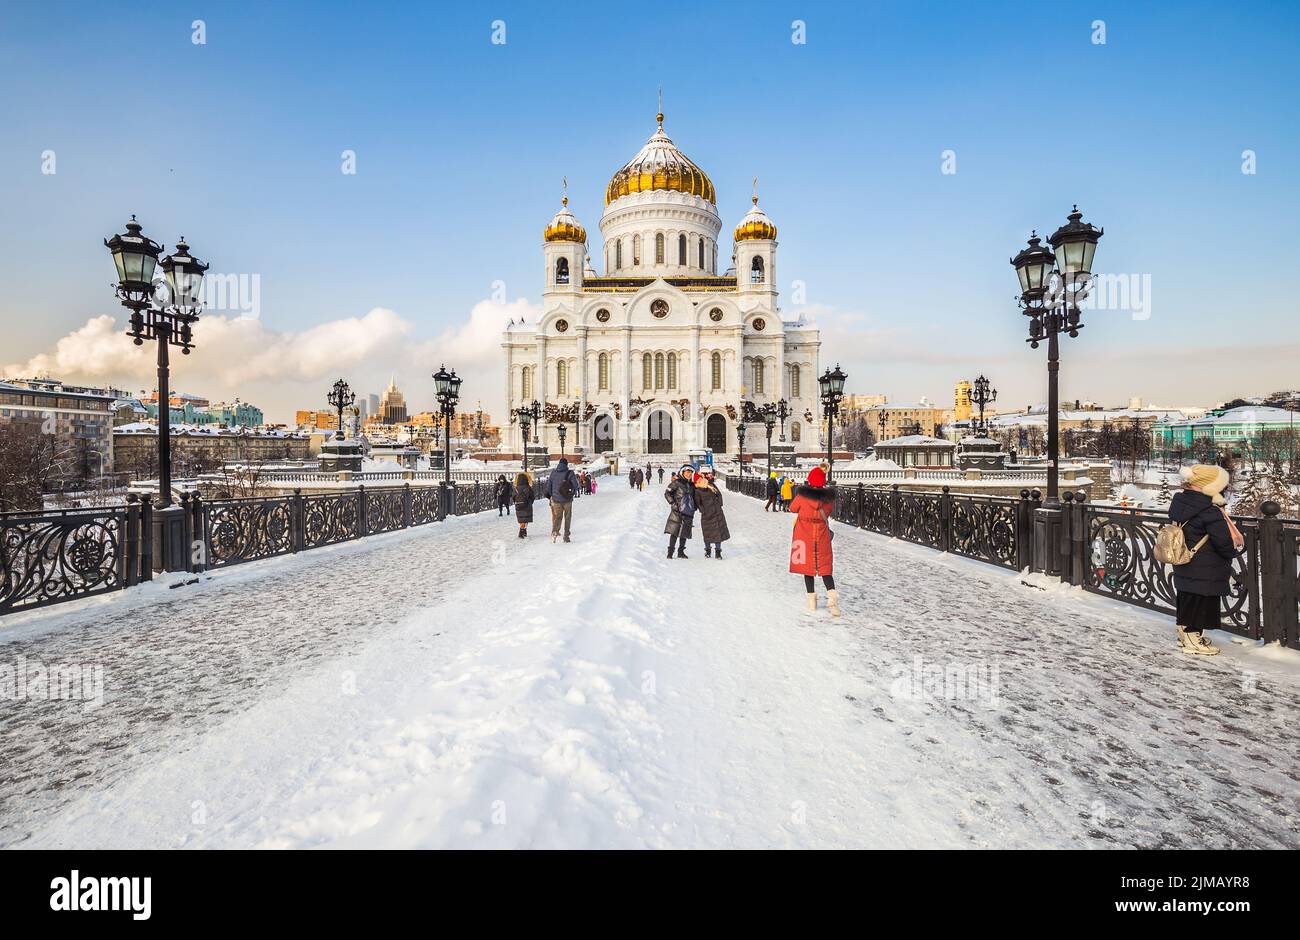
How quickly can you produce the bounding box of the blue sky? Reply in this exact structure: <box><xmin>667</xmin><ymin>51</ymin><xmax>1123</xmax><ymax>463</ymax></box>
<box><xmin>2</xmin><ymin>0</ymin><xmax>1297</xmax><ymax>421</ymax></box>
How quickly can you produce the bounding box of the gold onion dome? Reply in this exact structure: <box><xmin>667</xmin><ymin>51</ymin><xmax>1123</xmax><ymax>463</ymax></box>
<box><xmin>734</xmin><ymin>186</ymin><xmax>777</xmax><ymax>241</ymax></box>
<box><xmin>605</xmin><ymin>110</ymin><xmax>716</xmax><ymax>207</ymax></box>
<box><xmin>543</xmin><ymin>189</ymin><xmax>587</xmax><ymax>243</ymax></box>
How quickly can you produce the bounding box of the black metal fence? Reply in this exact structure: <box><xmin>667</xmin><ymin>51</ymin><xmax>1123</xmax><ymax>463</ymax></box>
<box><xmin>727</xmin><ymin>476</ymin><xmax>1300</xmax><ymax>649</ymax></box>
<box><xmin>0</xmin><ymin>501</ymin><xmax>145</xmax><ymax>614</ymax></box>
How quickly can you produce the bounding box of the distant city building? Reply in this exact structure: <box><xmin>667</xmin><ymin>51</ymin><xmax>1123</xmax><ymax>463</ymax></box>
<box><xmin>378</xmin><ymin>378</ymin><xmax>408</xmax><ymax>424</ymax></box>
<box><xmin>368</xmin><ymin>393</ymin><xmax>380</xmax><ymax>418</ymax></box>
<box><xmin>953</xmin><ymin>380</ymin><xmax>973</xmax><ymax>422</ymax></box>
<box><xmin>296</xmin><ymin>409</ymin><xmax>340</xmax><ymax>431</ymax></box>
<box><xmin>866</xmin><ymin>399</ymin><xmax>946</xmax><ymax>440</ymax></box>
<box><xmin>0</xmin><ymin>377</ymin><xmax>119</xmax><ymax>475</ymax></box>
<box><xmin>113</xmin><ymin>423</ymin><xmax>310</xmax><ymax>475</ymax></box>
<box><xmin>1151</xmin><ymin>406</ymin><xmax>1298</xmax><ymax>455</ymax></box>
<box><xmin>138</xmin><ymin>390</ymin><xmax>263</xmax><ymax>428</ymax></box>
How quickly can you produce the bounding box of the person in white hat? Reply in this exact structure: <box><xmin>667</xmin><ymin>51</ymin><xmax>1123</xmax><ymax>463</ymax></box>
<box><xmin>1167</xmin><ymin>464</ymin><xmax>1244</xmax><ymax>655</ymax></box>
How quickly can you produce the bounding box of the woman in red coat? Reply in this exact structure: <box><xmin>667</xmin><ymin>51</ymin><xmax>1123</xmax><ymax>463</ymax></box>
<box><xmin>789</xmin><ymin>466</ymin><xmax>839</xmax><ymax>616</ymax></box>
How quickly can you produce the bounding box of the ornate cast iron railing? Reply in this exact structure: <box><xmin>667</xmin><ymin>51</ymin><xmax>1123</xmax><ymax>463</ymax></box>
<box><xmin>0</xmin><ymin>501</ymin><xmax>144</xmax><ymax>614</ymax></box>
<box><xmin>726</xmin><ymin>474</ymin><xmax>1299</xmax><ymax>648</ymax></box>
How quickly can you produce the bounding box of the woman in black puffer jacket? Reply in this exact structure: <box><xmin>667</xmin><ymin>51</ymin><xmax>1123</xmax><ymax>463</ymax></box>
<box><xmin>1166</xmin><ymin>464</ymin><xmax>1244</xmax><ymax>656</ymax></box>
<box><xmin>512</xmin><ymin>470</ymin><xmax>535</xmax><ymax>538</ymax></box>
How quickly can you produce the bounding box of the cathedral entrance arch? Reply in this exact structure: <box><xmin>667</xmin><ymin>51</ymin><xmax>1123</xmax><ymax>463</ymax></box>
<box><xmin>593</xmin><ymin>414</ymin><xmax>615</xmax><ymax>454</ymax></box>
<box><xmin>706</xmin><ymin>413</ymin><xmax>727</xmax><ymax>453</ymax></box>
<box><xmin>646</xmin><ymin>410</ymin><xmax>673</xmax><ymax>454</ymax></box>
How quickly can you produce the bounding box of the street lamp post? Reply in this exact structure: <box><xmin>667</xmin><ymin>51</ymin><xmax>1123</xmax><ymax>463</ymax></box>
<box><xmin>105</xmin><ymin>217</ymin><xmax>207</xmax><ymax>572</ymax></box>
<box><xmin>817</xmin><ymin>364</ymin><xmax>847</xmax><ymax>482</ymax></box>
<box><xmin>972</xmin><ymin>374</ymin><xmax>997</xmax><ymax>438</ymax></box>
<box><xmin>514</xmin><ymin>407</ymin><xmax>533</xmax><ymax>466</ymax></box>
<box><xmin>762</xmin><ymin>404</ymin><xmax>776</xmax><ymax>473</ymax></box>
<box><xmin>736</xmin><ymin>420</ymin><xmax>747</xmax><ymax>475</ymax></box>
<box><xmin>433</xmin><ymin>364</ymin><xmax>462</xmax><ymax>510</ymax></box>
<box><xmin>327</xmin><ymin>379</ymin><xmax>355</xmax><ymax>441</ymax></box>
<box><xmin>775</xmin><ymin>398</ymin><xmax>791</xmax><ymax>442</ymax></box>
<box><xmin>1011</xmin><ymin>206</ymin><xmax>1103</xmax><ymax>508</ymax></box>
<box><xmin>557</xmin><ymin>423</ymin><xmax>567</xmax><ymax>460</ymax></box>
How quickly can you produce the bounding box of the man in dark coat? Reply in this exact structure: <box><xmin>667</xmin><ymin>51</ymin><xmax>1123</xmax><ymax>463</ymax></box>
<box><xmin>694</xmin><ymin>470</ymin><xmax>730</xmax><ymax>559</ymax></box>
<box><xmin>764</xmin><ymin>472</ymin><xmax>779</xmax><ymax>511</ymax></box>
<box><xmin>663</xmin><ymin>464</ymin><xmax>697</xmax><ymax>559</ymax></box>
<box><xmin>1167</xmin><ymin>464</ymin><xmax>1243</xmax><ymax>655</ymax></box>
<box><xmin>543</xmin><ymin>457</ymin><xmax>580</xmax><ymax>543</ymax></box>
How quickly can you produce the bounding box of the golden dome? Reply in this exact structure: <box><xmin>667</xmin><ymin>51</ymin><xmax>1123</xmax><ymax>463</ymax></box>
<box><xmin>734</xmin><ymin>187</ymin><xmax>777</xmax><ymax>241</ymax></box>
<box><xmin>543</xmin><ymin>189</ymin><xmax>587</xmax><ymax>243</ymax></box>
<box><xmin>605</xmin><ymin>112</ymin><xmax>716</xmax><ymax>207</ymax></box>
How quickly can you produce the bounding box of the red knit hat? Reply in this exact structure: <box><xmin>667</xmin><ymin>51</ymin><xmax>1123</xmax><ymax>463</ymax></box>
<box><xmin>807</xmin><ymin>466</ymin><xmax>826</xmax><ymax>488</ymax></box>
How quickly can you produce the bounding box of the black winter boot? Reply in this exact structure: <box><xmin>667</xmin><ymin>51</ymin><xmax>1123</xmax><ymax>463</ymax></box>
<box><xmin>715</xmin><ymin>546</ymin><xmax>722</xmax><ymax>559</ymax></box>
<box><xmin>676</xmin><ymin>546</ymin><xmax>688</xmax><ymax>559</ymax></box>
<box><xmin>705</xmin><ymin>546</ymin><xmax>711</xmax><ymax>557</ymax></box>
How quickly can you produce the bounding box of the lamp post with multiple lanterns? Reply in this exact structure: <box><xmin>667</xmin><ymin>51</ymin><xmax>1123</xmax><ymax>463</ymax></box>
<box><xmin>761</xmin><ymin>404</ymin><xmax>777</xmax><ymax>472</ymax></box>
<box><xmin>433</xmin><ymin>365</ymin><xmax>462</xmax><ymax>507</ymax></box>
<box><xmin>1011</xmin><ymin>206</ymin><xmax>1103</xmax><ymax>508</ymax></box>
<box><xmin>105</xmin><ymin>216</ymin><xmax>208</xmax><ymax>572</ymax></box>
<box><xmin>971</xmin><ymin>374</ymin><xmax>997</xmax><ymax>438</ymax></box>
<box><xmin>817</xmin><ymin>364</ymin><xmax>847</xmax><ymax>482</ymax></box>
<box><xmin>327</xmin><ymin>379</ymin><xmax>355</xmax><ymax>441</ymax></box>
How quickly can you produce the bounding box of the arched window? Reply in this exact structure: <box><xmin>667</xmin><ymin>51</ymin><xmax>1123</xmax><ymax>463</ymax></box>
<box><xmin>557</xmin><ymin>360</ymin><xmax>567</xmax><ymax>396</ymax></box>
<box><xmin>633</xmin><ymin>234</ymin><xmax>641</xmax><ymax>265</ymax></box>
<box><xmin>521</xmin><ymin>366</ymin><xmax>532</xmax><ymax>400</ymax></box>
<box><xmin>698</xmin><ymin>237</ymin><xmax>705</xmax><ymax>268</ymax></box>
<box><xmin>654</xmin><ymin>353</ymin><xmax>665</xmax><ymax>390</ymax></box>
<box><xmin>598</xmin><ymin>352</ymin><xmax>609</xmax><ymax>390</ymax></box>
<box><xmin>753</xmin><ymin>359</ymin><xmax>764</xmax><ymax>394</ymax></box>
<box><xmin>642</xmin><ymin>353</ymin><xmax>652</xmax><ymax>390</ymax></box>
<box><xmin>555</xmin><ymin>257</ymin><xmax>569</xmax><ymax>285</ymax></box>
<box><xmin>655</xmin><ymin>233</ymin><xmax>665</xmax><ymax>264</ymax></box>
<box><xmin>678</xmin><ymin>233</ymin><xmax>687</xmax><ymax>265</ymax></box>
<box><xmin>667</xmin><ymin>352</ymin><xmax>677</xmax><ymax>389</ymax></box>
<box><xmin>751</xmin><ymin>255</ymin><xmax>765</xmax><ymax>283</ymax></box>
<box><xmin>790</xmin><ymin>364</ymin><xmax>800</xmax><ymax>399</ymax></box>
<box><xmin>711</xmin><ymin>352</ymin><xmax>722</xmax><ymax>390</ymax></box>
<box><xmin>616</xmin><ymin>239</ymin><xmax>623</xmax><ymax>270</ymax></box>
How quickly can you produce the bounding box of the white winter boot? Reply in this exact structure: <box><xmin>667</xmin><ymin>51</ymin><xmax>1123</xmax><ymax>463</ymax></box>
<box><xmin>806</xmin><ymin>593</ymin><xmax>817</xmax><ymax>613</ymax></box>
<box><xmin>1177</xmin><ymin>626</ymin><xmax>1219</xmax><ymax>656</ymax></box>
<box><xmin>826</xmin><ymin>590</ymin><xmax>841</xmax><ymax>617</ymax></box>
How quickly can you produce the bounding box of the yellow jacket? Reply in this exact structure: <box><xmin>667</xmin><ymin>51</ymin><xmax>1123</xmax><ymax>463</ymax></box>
<box><xmin>780</xmin><ymin>479</ymin><xmax>794</xmax><ymax>500</ymax></box>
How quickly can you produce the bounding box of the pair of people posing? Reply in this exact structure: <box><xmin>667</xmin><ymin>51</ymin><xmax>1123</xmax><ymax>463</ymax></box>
<box><xmin>664</xmin><ymin>464</ymin><xmax>729</xmax><ymax>559</ymax></box>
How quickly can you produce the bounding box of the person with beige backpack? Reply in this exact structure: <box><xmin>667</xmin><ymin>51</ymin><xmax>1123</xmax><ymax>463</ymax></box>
<box><xmin>1157</xmin><ymin>464</ymin><xmax>1245</xmax><ymax>655</ymax></box>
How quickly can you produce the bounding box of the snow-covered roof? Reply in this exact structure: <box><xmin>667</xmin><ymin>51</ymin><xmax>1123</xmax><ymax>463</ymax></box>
<box><xmin>876</xmin><ymin>434</ymin><xmax>954</xmax><ymax>447</ymax></box>
<box><xmin>1192</xmin><ymin>406</ymin><xmax>1297</xmax><ymax>425</ymax></box>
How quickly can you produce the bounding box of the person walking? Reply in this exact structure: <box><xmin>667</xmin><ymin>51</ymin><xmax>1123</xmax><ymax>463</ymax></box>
<box><xmin>765</xmin><ymin>471</ymin><xmax>779</xmax><ymax>511</ymax></box>
<box><xmin>657</xmin><ymin>466</ymin><xmax>664</xmax><ymax>484</ymax></box>
<box><xmin>694</xmin><ymin>468</ymin><xmax>730</xmax><ymax>559</ymax></box>
<box><xmin>629</xmin><ymin>467</ymin><xmax>637</xmax><ymax>490</ymax></box>
<box><xmin>512</xmin><ymin>470</ymin><xmax>535</xmax><ymax>539</ymax></box>
<box><xmin>780</xmin><ymin>474</ymin><xmax>795</xmax><ymax>512</ymax></box>
<box><xmin>544</xmin><ymin>456</ymin><xmax>580</xmax><ymax>543</ymax></box>
<box><xmin>494</xmin><ymin>473</ymin><xmax>512</xmax><ymax>516</ymax></box>
<box><xmin>663</xmin><ymin>464</ymin><xmax>697</xmax><ymax>558</ymax></box>
<box><xmin>1167</xmin><ymin>464</ymin><xmax>1243</xmax><ymax>656</ymax></box>
<box><xmin>789</xmin><ymin>465</ymin><xmax>838</xmax><ymax>615</ymax></box>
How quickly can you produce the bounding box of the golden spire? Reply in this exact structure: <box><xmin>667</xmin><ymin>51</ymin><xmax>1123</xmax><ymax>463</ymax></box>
<box><xmin>752</xmin><ymin>175</ymin><xmax>759</xmax><ymax>206</ymax></box>
<box><xmin>656</xmin><ymin>85</ymin><xmax>664</xmax><ymax>129</ymax></box>
<box><xmin>562</xmin><ymin>176</ymin><xmax>568</xmax><ymax>207</ymax></box>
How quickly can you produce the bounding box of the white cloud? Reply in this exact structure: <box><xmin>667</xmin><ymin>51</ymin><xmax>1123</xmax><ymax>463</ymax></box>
<box><xmin>4</xmin><ymin>300</ymin><xmax>539</xmax><ymax>424</ymax></box>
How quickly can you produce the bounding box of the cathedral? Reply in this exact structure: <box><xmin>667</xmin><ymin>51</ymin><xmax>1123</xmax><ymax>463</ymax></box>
<box><xmin>501</xmin><ymin>108</ymin><xmax>820</xmax><ymax>458</ymax></box>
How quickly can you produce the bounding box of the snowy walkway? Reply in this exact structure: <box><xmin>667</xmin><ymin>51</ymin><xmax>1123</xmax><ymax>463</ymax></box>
<box><xmin>2</xmin><ymin>482</ymin><xmax>1298</xmax><ymax>848</ymax></box>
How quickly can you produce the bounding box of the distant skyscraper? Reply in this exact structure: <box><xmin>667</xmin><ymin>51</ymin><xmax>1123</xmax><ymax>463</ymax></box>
<box><xmin>379</xmin><ymin>377</ymin><xmax>408</xmax><ymax>424</ymax></box>
<box><xmin>368</xmin><ymin>393</ymin><xmax>380</xmax><ymax>417</ymax></box>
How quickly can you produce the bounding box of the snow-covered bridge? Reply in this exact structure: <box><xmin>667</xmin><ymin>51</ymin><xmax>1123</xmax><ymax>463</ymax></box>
<box><xmin>1</xmin><ymin>483</ymin><xmax>1297</xmax><ymax>848</ymax></box>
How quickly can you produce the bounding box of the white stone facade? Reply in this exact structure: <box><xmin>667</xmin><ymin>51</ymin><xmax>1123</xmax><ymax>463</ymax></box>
<box><xmin>502</xmin><ymin>115</ymin><xmax>820</xmax><ymax>458</ymax></box>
